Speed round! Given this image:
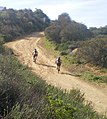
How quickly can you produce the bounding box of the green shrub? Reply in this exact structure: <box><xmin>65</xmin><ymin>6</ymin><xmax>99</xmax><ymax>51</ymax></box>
<box><xmin>60</xmin><ymin>51</ymin><xmax>68</xmax><ymax>56</ymax></box>
<box><xmin>0</xmin><ymin>35</ymin><xmax>5</xmax><ymax>45</ymax></box>
<box><xmin>81</xmin><ymin>71</ymin><xmax>107</xmax><ymax>83</ymax></box>
<box><xmin>6</xmin><ymin>104</ymin><xmax>37</xmax><ymax>119</ymax></box>
<box><xmin>78</xmin><ymin>38</ymin><xmax>107</xmax><ymax>68</ymax></box>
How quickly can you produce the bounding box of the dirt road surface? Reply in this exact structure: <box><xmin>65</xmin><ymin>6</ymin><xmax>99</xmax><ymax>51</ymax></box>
<box><xmin>5</xmin><ymin>32</ymin><xmax>107</xmax><ymax>115</ymax></box>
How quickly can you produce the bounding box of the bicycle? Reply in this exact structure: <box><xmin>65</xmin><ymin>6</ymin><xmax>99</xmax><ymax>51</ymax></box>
<box><xmin>57</xmin><ymin>65</ymin><xmax>60</xmax><ymax>73</ymax></box>
<box><xmin>33</xmin><ymin>56</ymin><xmax>37</xmax><ymax>63</ymax></box>
<box><xmin>56</xmin><ymin>62</ymin><xmax>61</xmax><ymax>73</ymax></box>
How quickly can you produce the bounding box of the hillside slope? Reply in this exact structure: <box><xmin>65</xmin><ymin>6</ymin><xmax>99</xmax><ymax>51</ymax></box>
<box><xmin>5</xmin><ymin>32</ymin><xmax>107</xmax><ymax>114</ymax></box>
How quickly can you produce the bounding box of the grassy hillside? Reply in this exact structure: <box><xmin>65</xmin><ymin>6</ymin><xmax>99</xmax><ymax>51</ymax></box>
<box><xmin>44</xmin><ymin>13</ymin><xmax>107</xmax><ymax>84</ymax></box>
<box><xmin>42</xmin><ymin>36</ymin><xmax>107</xmax><ymax>84</ymax></box>
<box><xmin>0</xmin><ymin>38</ymin><xmax>106</xmax><ymax>118</ymax></box>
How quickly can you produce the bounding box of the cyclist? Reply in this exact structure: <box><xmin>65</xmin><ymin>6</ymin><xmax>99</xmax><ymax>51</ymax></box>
<box><xmin>55</xmin><ymin>56</ymin><xmax>62</xmax><ymax>73</ymax></box>
<box><xmin>33</xmin><ymin>48</ymin><xmax>38</xmax><ymax>63</ymax></box>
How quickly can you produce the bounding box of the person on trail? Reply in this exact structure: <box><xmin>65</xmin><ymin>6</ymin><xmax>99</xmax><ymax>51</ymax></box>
<box><xmin>55</xmin><ymin>56</ymin><xmax>62</xmax><ymax>73</ymax></box>
<box><xmin>33</xmin><ymin>48</ymin><xmax>38</xmax><ymax>63</ymax></box>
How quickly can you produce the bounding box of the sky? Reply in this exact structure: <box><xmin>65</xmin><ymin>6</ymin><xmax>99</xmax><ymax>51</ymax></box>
<box><xmin>0</xmin><ymin>0</ymin><xmax>107</xmax><ymax>28</ymax></box>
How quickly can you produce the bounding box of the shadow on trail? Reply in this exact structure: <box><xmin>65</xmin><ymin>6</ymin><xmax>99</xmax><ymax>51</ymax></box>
<box><xmin>61</xmin><ymin>72</ymin><xmax>81</xmax><ymax>77</ymax></box>
<box><xmin>37</xmin><ymin>63</ymin><xmax>56</xmax><ymax>68</ymax></box>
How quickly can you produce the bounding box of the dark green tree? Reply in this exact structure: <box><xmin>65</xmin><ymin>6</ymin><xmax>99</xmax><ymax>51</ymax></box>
<box><xmin>0</xmin><ymin>8</ymin><xmax>51</xmax><ymax>41</ymax></box>
<box><xmin>45</xmin><ymin>12</ymin><xmax>93</xmax><ymax>45</ymax></box>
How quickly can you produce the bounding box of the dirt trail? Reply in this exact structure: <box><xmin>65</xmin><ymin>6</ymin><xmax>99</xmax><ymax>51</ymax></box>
<box><xmin>5</xmin><ymin>32</ymin><xmax>107</xmax><ymax>115</ymax></box>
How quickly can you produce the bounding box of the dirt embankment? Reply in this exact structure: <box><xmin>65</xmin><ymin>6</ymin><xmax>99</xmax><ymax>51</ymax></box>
<box><xmin>5</xmin><ymin>32</ymin><xmax>107</xmax><ymax>115</ymax></box>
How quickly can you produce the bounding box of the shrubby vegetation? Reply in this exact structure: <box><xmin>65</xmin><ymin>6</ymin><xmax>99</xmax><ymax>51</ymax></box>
<box><xmin>81</xmin><ymin>71</ymin><xmax>107</xmax><ymax>83</ymax></box>
<box><xmin>78</xmin><ymin>37</ymin><xmax>107</xmax><ymax>68</ymax></box>
<box><xmin>0</xmin><ymin>8</ymin><xmax>50</xmax><ymax>42</ymax></box>
<box><xmin>45</xmin><ymin>13</ymin><xmax>93</xmax><ymax>51</ymax></box>
<box><xmin>0</xmin><ymin>39</ymin><xmax>106</xmax><ymax>118</ymax></box>
<box><xmin>90</xmin><ymin>26</ymin><xmax>107</xmax><ymax>36</ymax></box>
<box><xmin>45</xmin><ymin>12</ymin><xmax>107</xmax><ymax>68</ymax></box>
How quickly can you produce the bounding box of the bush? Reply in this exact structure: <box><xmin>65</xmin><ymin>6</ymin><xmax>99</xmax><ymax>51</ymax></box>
<box><xmin>0</xmin><ymin>36</ymin><xmax>5</xmax><ymax>45</ymax></box>
<box><xmin>60</xmin><ymin>51</ymin><xmax>68</xmax><ymax>56</ymax></box>
<box><xmin>6</xmin><ymin>104</ymin><xmax>37</xmax><ymax>119</ymax></box>
<box><xmin>78</xmin><ymin>38</ymin><xmax>107</xmax><ymax>67</ymax></box>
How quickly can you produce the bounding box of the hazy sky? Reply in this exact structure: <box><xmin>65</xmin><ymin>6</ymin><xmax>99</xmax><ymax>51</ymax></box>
<box><xmin>0</xmin><ymin>0</ymin><xmax>107</xmax><ymax>28</ymax></box>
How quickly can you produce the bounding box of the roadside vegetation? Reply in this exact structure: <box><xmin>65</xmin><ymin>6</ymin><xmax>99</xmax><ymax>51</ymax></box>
<box><xmin>42</xmin><ymin>36</ymin><xmax>107</xmax><ymax>84</ymax></box>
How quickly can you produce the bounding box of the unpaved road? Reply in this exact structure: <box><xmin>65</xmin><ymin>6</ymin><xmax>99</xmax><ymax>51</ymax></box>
<box><xmin>5</xmin><ymin>32</ymin><xmax>107</xmax><ymax>115</ymax></box>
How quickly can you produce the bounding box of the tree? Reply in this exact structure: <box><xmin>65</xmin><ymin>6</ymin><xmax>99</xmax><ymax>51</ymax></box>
<box><xmin>45</xmin><ymin>12</ymin><xmax>93</xmax><ymax>45</ymax></box>
<box><xmin>45</xmin><ymin>25</ymin><xmax>61</xmax><ymax>43</ymax></box>
<box><xmin>58</xmin><ymin>13</ymin><xmax>71</xmax><ymax>27</ymax></box>
<box><xmin>0</xmin><ymin>8</ymin><xmax>51</xmax><ymax>41</ymax></box>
